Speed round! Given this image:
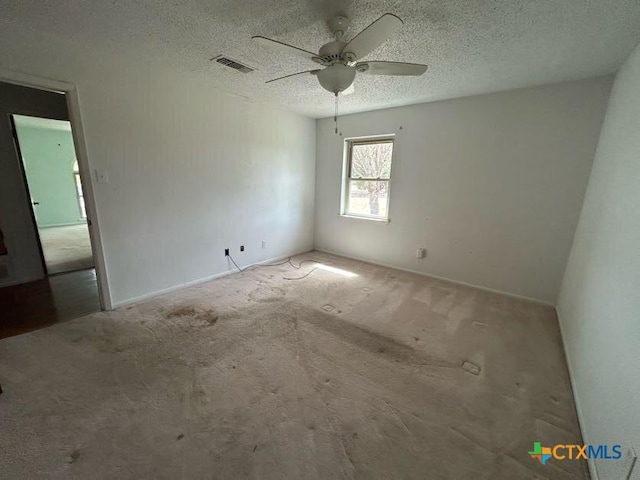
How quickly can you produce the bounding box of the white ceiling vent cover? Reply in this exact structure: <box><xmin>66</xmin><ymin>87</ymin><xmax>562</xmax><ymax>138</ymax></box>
<box><xmin>211</xmin><ymin>55</ymin><xmax>255</xmax><ymax>73</ymax></box>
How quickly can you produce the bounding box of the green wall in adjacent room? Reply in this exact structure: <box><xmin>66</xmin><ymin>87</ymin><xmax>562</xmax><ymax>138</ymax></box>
<box><xmin>15</xmin><ymin>124</ymin><xmax>85</xmax><ymax>228</ymax></box>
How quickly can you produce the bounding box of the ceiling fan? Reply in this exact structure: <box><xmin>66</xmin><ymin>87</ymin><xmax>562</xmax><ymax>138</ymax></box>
<box><xmin>252</xmin><ymin>13</ymin><xmax>428</xmax><ymax>96</ymax></box>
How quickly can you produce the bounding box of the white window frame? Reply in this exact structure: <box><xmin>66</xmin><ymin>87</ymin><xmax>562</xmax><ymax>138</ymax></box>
<box><xmin>340</xmin><ymin>135</ymin><xmax>395</xmax><ymax>222</ymax></box>
<box><xmin>72</xmin><ymin>160</ymin><xmax>87</xmax><ymax>219</ymax></box>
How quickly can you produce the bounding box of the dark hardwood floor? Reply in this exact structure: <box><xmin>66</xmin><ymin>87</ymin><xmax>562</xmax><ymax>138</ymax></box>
<box><xmin>0</xmin><ymin>268</ymin><xmax>101</xmax><ymax>339</ymax></box>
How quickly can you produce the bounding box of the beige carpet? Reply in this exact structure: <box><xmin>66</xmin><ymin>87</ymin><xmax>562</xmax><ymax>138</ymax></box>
<box><xmin>39</xmin><ymin>224</ymin><xmax>94</xmax><ymax>274</ymax></box>
<box><xmin>0</xmin><ymin>252</ymin><xmax>587</xmax><ymax>479</ymax></box>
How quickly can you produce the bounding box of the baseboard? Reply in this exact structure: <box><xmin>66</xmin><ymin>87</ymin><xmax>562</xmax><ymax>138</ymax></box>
<box><xmin>555</xmin><ymin>306</ymin><xmax>598</xmax><ymax>480</ymax></box>
<box><xmin>112</xmin><ymin>249</ymin><xmax>313</xmax><ymax>309</ymax></box>
<box><xmin>313</xmin><ymin>248</ymin><xmax>555</xmax><ymax>307</ymax></box>
<box><xmin>39</xmin><ymin>221</ymin><xmax>87</xmax><ymax>229</ymax></box>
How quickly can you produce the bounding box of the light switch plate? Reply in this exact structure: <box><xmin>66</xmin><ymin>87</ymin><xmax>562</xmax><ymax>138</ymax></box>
<box><xmin>96</xmin><ymin>169</ymin><xmax>109</xmax><ymax>184</ymax></box>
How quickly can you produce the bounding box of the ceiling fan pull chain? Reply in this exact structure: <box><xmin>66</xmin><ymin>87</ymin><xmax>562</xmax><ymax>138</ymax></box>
<box><xmin>334</xmin><ymin>92</ymin><xmax>339</xmax><ymax>135</ymax></box>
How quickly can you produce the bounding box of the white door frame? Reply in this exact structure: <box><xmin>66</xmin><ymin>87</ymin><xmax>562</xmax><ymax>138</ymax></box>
<box><xmin>0</xmin><ymin>68</ymin><xmax>113</xmax><ymax>310</ymax></box>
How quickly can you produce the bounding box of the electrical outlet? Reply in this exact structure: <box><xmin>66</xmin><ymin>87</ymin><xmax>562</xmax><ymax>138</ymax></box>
<box><xmin>416</xmin><ymin>248</ymin><xmax>427</xmax><ymax>259</ymax></box>
<box><xmin>261</xmin><ymin>241</ymin><xmax>267</xmax><ymax>249</ymax></box>
<box><xmin>240</xmin><ymin>245</ymin><xmax>245</xmax><ymax>252</ymax></box>
<box><xmin>224</xmin><ymin>248</ymin><xmax>230</xmax><ymax>256</ymax></box>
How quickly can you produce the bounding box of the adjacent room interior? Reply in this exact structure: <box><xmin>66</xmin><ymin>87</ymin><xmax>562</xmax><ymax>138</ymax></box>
<box><xmin>13</xmin><ymin>114</ymin><xmax>94</xmax><ymax>275</ymax></box>
<box><xmin>0</xmin><ymin>1</ymin><xmax>638</xmax><ymax>479</ymax></box>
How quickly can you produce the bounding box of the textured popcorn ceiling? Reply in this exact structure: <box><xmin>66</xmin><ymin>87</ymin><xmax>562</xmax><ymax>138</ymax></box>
<box><xmin>2</xmin><ymin>0</ymin><xmax>640</xmax><ymax>118</ymax></box>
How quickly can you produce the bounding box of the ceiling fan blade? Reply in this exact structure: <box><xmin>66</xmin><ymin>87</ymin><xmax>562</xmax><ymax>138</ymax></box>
<box><xmin>252</xmin><ymin>36</ymin><xmax>321</xmax><ymax>64</ymax></box>
<box><xmin>342</xmin><ymin>83</ymin><xmax>355</xmax><ymax>95</ymax></box>
<box><xmin>341</xmin><ymin>13</ymin><xmax>403</xmax><ymax>61</ymax></box>
<box><xmin>356</xmin><ymin>61</ymin><xmax>428</xmax><ymax>76</ymax></box>
<box><xmin>266</xmin><ymin>70</ymin><xmax>321</xmax><ymax>84</ymax></box>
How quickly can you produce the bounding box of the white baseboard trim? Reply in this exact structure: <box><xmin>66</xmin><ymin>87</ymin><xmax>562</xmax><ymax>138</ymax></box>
<box><xmin>39</xmin><ymin>221</ymin><xmax>87</xmax><ymax>229</ymax></box>
<box><xmin>555</xmin><ymin>306</ymin><xmax>598</xmax><ymax>480</ymax></box>
<box><xmin>314</xmin><ymin>248</ymin><xmax>555</xmax><ymax>307</ymax></box>
<box><xmin>112</xmin><ymin>249</ymin><xmax>313</xmax><ymax>309</ymax></box>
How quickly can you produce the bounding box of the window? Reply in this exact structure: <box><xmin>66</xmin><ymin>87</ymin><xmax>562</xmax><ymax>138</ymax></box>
<box><xmin>341</xmin><ymin>137</ymin><xmax>394</xmax><ymax>221</ymax></box>
<box><xmin>72</xmin><ymin>161</ymin><xmax>86</xmax><ymax>219</ymax></box>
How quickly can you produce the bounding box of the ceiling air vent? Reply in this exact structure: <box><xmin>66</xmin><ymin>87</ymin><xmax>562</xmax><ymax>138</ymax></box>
<box><xmin>211</xmin><ymin>55</ymin><xmax>254</xmax><ymax>74</ymax></box>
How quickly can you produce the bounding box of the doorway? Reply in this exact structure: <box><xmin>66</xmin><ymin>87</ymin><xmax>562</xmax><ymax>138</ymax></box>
<box><xmin>0</xmin><ymin>79</ymin><xmax>106</xmax><ymax>337</ymax></box>
<box><xmin>11</xmin><ymin>115</ymin><xmax>95</xmax><ymax>275</ymax></box>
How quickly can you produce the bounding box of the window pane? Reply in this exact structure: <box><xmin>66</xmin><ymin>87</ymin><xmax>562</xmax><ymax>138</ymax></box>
<box><xmin>350</xmin><ymin>141</ymin><xmax>393</xmax><ymax>179</ymax></box>
<box><xmin>75</xmin><ymin>174</ymin><xmax>83</xmax><ymax>193</ymax></box>
<box><xmin>346</xmin><ymin>180</ymin><xmax>389</xmax><ymax>218</ymax></box>
<box><xmin>79</xmin><ymin>197</ymin><xmax>87</xmax><ymax>218</ymax></box>
<box><xmin>74</xmin><ymin>173</ymin><xmax>86</xmax><ymax>218</ymax></box>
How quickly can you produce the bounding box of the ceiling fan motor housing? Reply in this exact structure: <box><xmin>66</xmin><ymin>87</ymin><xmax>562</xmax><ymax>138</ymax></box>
<box><xmin>318</xmin><ymin>40</ymin><xmax>347</xmax><ymax>63</ymax></box>
<box><xmin>317</xmin><ymin>64</ymin><xmax>356</xmax><ymax>93</ymax></box>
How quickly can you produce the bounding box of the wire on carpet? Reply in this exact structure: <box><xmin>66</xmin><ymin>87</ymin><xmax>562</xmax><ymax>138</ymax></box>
<box><xmin>282</xmin><ymin>267</ymin><xmax>318</xmax><ymax>281</ymax></box>
<box><xmin>226</xmin><ymin>255</ymin><xmax>292</xmax><ymax>273</ymax></box>
<box><xmin>225</xmin><ymin>254</ymin><xmax>320</xmax><ymax>280</ymax></box>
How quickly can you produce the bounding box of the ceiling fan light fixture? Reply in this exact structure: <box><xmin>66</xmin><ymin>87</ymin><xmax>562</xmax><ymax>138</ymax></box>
<box><xmin>254</xmin><ymin>13</ymin><xmax>428</xmax><ymax>97</ymax></box>
<box><xmin>317</xmin><ymin>64</ymin><xmax>356</xmax><ymax>94</ymax></box>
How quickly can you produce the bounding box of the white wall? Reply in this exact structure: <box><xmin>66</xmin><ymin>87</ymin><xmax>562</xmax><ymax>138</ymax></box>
<box><xmin>0</xmin><ymin>24</ymin><xmax>315</xmax><ymax>306</ymax></box>
<box><xmin>557</xmin><ymin>44</ymin><xmax>640</xmax><ymax>480</ymax></box>
<box><xmin>315</xmin><ymin>77</ymin><xmax>612</xmax><ymax>304</ymax></box>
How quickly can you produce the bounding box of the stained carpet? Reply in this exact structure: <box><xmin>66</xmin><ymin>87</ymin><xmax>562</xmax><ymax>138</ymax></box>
<box><xmin>0</xmin><ymin>252</ymin><xmax>587</xmax><ymax>479</ymax></box>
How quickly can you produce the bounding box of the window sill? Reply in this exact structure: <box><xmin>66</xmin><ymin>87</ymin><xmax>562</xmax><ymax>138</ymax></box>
<box><xmin>339</xmin><ymin>214</ymin><xmax>390</xmax><ymax>224</ymax></box>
